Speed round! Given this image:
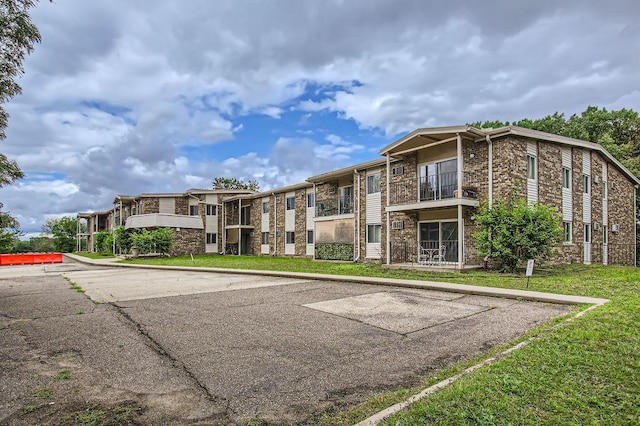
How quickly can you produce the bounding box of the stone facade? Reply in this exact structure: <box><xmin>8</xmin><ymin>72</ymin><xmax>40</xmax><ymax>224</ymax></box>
<box><xmin>139</xmin><ymin>197</ymin><xmax>159</xmax><ymax>214</ymax></box>
<box><xmin>294</xmin><ymin>189</ymin><xmax>308</xmax><ymax>256</ymax></box>
<box><xmin>170</xmin><ymin>228</ymin><xmax>205</xmax><ymax>256</ymax></box>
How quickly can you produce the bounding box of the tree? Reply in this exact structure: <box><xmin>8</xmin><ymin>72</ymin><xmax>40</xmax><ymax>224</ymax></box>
<box><xmin>0</xmin><ymin>204</ymin><xmax>21</xmax><ymax>253</ymax></box>
<box><xmin>42</xmin><ymin>216</ymin><xmax>78</xmax><ymax>252</ymax></box>
<box><xmin>114</xmin><ymin>225</ymin><xmax>132</xmax><ymax>254</ymax></box>
<box><xmin>212</xmin><ymin>176</ymin><xmax>260</xmax><ymax>191</ymax></box>
<box><xmin>1</xmin><ymin>0</ymin><xmax>41</xmax><ymax>140</ymax></box>
<box><xmin>473</xmin><ymin>192</ymin><xmax>562</xmax><ymax>272</ymax></box>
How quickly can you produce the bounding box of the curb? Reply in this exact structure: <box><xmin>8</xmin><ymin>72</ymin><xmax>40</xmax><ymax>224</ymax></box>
<box><xmin>63</xmin><ymin>253</ymin><xmax>608</xmax><ymax>306</ymax></box>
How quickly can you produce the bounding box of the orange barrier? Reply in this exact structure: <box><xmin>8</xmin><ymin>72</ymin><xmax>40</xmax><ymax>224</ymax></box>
<box><xmin>0</xmin><ymin>253</ymin><xmax>63</xmax><ymax>266</ymax></box>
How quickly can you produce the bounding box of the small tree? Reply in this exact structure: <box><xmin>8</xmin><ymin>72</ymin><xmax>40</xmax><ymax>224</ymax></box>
<box><xmin>0</xmin><ymin>208</ymin><xmax>21</xmax><ymax>253</ymax></box>
<box><xmin>153</xmin><ymin>227</ymin><xmax>173</xmax><ymax>255</ymax></box>
<box><xmin>114</xmin><ymin>225</ymin><xmax>132</xmax><ymax>254</ymax></box>
<box><xmin>473</xmin><ymin>195</ymin><xmax>562</xmax><ymax>272</ymax></box>
<box><xmin>94</xmin><ymin>231</ymin><xmax>112</xmax><ymax>253</ymax></box>
<box><xmin>42</xmin><ymin>216</ymin><xmax>78</xmax><ymax>253</ymax></box>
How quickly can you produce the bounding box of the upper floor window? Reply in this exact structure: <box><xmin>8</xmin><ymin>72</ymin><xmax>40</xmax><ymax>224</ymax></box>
<box><xmin>307</xmin><ymin>193</ymin><xmax>315</xmax><ymax>208</ymax></box>
<box><xmin>562</xmin><ymin>167</ymin><xmax>571</xmax><ymax>189</ymax></box>
<box><xmin>339</xmin><ymin>186</ymin><xmax>354</xmax><ymax>214</ymax></box>
<box><xmin>262</xmin><ymin>201</ymin><xmax>270</xmax><ymax>214</ymax></box>
<box><xmin>286</xmin><ymin>196</ymin><xmax>295</xmax><ymax>210</ymax></box>
<box><xmin>367</xmin><ymin>174</ymin><xmax>381</xmax><ymax>194</ymax></box>
<box><xmin>583</xmin><ymin>175</ymin><xmax>591</xmax><ymax>194</ymax></box>
<box><xmin>563</xmin><ymin>222</ymin><xmax>572</xmax><ymax>243</ymax></box>
<box><xmin>189</xmin><ymin>205</ymin><xmax>198</xmax><ymax>216</ymax></box>
<box><xmin>603</xmin><ymin>182</ymin><xmax>607</xmax><ymax>200</ymax></box>
<box><xmin>206</xmin><ymin>204</ymin><xmax>217</xmax><ymax>216</ymax></box>
<box><xmin>527</xmin><ymin>155</ymin><xmax>537</xmax><ymax>180</ymax></box>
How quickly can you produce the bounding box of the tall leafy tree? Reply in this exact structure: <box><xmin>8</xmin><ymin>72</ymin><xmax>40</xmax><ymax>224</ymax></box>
<box><xmin>42</xmin><ymin>216</ymin><xmax>80</xmax><ymax>252</ymax></box>
<box><xmin>212</xmin><ymin>176</ymin><xmax>260</xmax><ymax>191</ymax></box>
<box><xmin>1</xmin><ymin>0</ymin><xmax>41</xmax><ymax>177</ymax></box>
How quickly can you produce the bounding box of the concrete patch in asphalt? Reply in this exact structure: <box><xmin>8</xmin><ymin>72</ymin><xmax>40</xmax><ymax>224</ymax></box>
<box><xmin>64</xmin><ymin>268</ymin><xmax>313</xmax><ymax>302</ymax></box>
<box><xmin>304</xmin><ymin>291</ymin><xmax>490</xmax><ymax>334</ymax></box>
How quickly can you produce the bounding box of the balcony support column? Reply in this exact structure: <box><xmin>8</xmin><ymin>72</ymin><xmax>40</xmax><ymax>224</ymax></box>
<box><xmin>457</xmin><ymin>133</ymin><xmax>464</xmax><ymax>269</ymax></box>
<box><xmin>386</xmin><ymin>153</ymin><xmax>391</xmax><ymax>265</ymax></box>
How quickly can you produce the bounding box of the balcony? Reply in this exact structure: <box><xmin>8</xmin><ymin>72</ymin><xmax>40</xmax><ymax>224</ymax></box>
<box><xmin>316</xmin><ymin>195</ymin><xmax>354</xmax><ymax>217</ymax></box>
<box><xmin>226</xmin><ymin>207</ymin><xmax>252</xmax><ymax>226</ymax></box>
<box><xmin>389</xmin><ymin>171</ymin><xmax>477</xmax><ymax>206</ymax></box>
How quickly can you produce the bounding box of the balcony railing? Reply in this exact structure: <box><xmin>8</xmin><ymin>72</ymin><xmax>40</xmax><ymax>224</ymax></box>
<box><xmin>390</xmin><ymin>240</ymin><xmax>459</xmax><ymax>265</ymax></box>
<box><xmin>389</xmin><ymin>171</ymin><xmax>477</xmax><ymax>205</ymax></box>
<box><xmin>316</xmin><ymin>195</ymin><xmax>354</xmax><ymax>217</ymax></box>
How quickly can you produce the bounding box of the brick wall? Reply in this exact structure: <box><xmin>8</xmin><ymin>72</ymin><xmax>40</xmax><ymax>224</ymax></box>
<box><xmin>170</xmin><ymin>228</ymin><xmax>204</xmax><ymax>256</ymax></box>
<box><xmin>175</xmin><ymin>196</ymin><xmax>189</xmax><ymax>215</ymax></box>
<box><xmin>294</xmin><ymin>189</ymin><xmax>308</xmax><ymax>256</ymax></box>
<box><xmin>139</xmin><ymin>198</ymin><xmax>159</xmax><ymax>214</ymax></box>
<box><xmin>492</xmin><ymin>136</ymin><xmax>528</xmax><ymax>200</ymax></box>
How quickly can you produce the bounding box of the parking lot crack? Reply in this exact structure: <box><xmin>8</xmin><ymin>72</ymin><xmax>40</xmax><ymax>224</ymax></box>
<box><xmin>108</xmin><ymin>302</ymin><xmax>228</xmax><ymax>412</ymax></box>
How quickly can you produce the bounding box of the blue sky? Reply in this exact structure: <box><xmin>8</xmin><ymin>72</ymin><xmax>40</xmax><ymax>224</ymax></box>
<box><xmin>2</xmin><ymin>0</ymin><xmax>640</xmax><ymax>235</ymax></box>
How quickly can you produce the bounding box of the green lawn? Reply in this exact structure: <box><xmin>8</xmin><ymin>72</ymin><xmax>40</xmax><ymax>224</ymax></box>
<box><xmin>73</xmin><ymin>251</ymin><xmax>115</xmax><ymax>259</ymax></box>
<box><xmin>120</xmin><ymin>256</ymin><xmax>640</xmax><ymax>425</ymax></box>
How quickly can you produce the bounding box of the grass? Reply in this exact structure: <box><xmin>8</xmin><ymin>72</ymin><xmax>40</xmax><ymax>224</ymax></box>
<box><xmin>71</xmin><ymin>404</ymin><xmax>139</xmax><ymax>426</ymax></box>
<box><xmin>74</xmin><ymin>251</ymin><xmax>115</xmax><ymax>259</ymax></box>
<box><xmin>56</xmin><ymin>369</ymin><xmax>72</xmax><ymax>380</ymax></box>
<box><xmin>121</xmin><ymin>255</ymin><xmax>640</xmax><ymax>425</ymax></box>
<box><xmin>32</xmin><ymin>388</ymin><xmax>53</xmax><ymax>399</ymax></box>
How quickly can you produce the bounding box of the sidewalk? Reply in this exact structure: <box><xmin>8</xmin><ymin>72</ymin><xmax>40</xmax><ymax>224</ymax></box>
<box><xmin>63</xmin><ymin>253</ymin><xmax>609</xmax><ymax>306</ymax></box>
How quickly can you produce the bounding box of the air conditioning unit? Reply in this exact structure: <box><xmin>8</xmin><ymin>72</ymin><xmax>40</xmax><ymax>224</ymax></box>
<box><xmin>611</xmin><ymin>224</ymin><xmax>620</xmax><ymax>233</ymax></box>
<box><xmin>392</xmin><ymin>220</ymin><xmax>404</xmax><ymax>230</ymax></box>
<box><xmin>593</xmin><ymin>222</ymin><xmax>600</xmax><ymax>231</ymax></box>
<box><xmin>392</xmin><ymin>166</ymin><xmax>404</xmax><ymax>176</ymax></box>
<box><xmin>594</xmin><ymin>175</ymin><xmax>600</xmax><ymax>184</ymax></box>
<box><xmin>328</xmin><ymin>185</ymin><xmax>336</xmax><ymax>194</ymax></box>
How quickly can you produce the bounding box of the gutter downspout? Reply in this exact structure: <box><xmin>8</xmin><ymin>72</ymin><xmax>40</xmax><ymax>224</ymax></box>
<box><xmin>386</xmin><ymin>154</ymin><xmax>391</xmax><ymax>265</ymax></box>
<box><xmin>222</xmin><ymin>200</ymin><xmax>226</xmax><ymax>254</ymax></box>
<box><xmin>354</xmin><ymin>170</ymin><xmax>360</xmax><ymax>262</ymax></box>
<box><xmin>312</xmin><ymin>185</ymin><xmax>316</xmax><ymax>259</ymax></box>
<box><xmin>486</xmin><ymin>135</ymin><xmax>493</xmax><ymax>207</ymax></box>
<box><xmin>238</xmin><ymin>198</ymin><xmax>242</xmax><ymax>256</ymax></box>
<box><xmin>272</xmin><ymin>193</ymin><xmax>277</xmax><ymax>256</ymax></box>
<box><xmin>457</xmin><ymin>133</ymin><xmax>464</xmax><ymax>270</ymax></box>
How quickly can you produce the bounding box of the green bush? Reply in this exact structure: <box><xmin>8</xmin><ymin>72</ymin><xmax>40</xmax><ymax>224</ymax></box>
<box><xmin>315</xmin><ymin>243</ymin><xmax>354</xmax><ymax>261</ymax></box>
<box><xmin>473</xmin><ymin>194</ymin><xmax>562</xmax><ymax>272</ymax></box>
<box><xmin>94</xmin><ymin>231</ymin><xmax>112</xmax><ymax>253</ymax></box>
<box><xmin>131</xmin><ymin>228</ymin><xmax>173</xmax><ymax>255</ymax></box>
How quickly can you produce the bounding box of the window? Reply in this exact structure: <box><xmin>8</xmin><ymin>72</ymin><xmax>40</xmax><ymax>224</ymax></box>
<box><xmin>584</xmin><ymin>224</ymin><xmax>591</xmax><ymax>243</ymax></box>
<box><xmin>603</xmin><ymin>225</ymin><xmax>608</xmax><ymax>244</ymax></box>
<box><xmin>262</xmin><ymin>201</ymin><xmax>270</xmax><ymax>214</ymax></box>
<box><xmin>189</xmin><ymin>205</ymin><xmax>198</xmax><ymax>216</ymax></box>
<box><xmin>307</xmin><ymin>193</ymin><xmax>315</xmax><ymax>208</ymax></box>
<box><xmin>206</xmin><ymin>233</ymin><xmax>217</xmax><ymax>244</ymax></box>
<box><xmin>563</xmin><ymin>222</ymin><xmax>572</xmax><ymax>243</ymax></box>
<box><xmin>392</xmin><ymin>166</ymin><xmax>404</xmax><ymax>176</ymax></box>
<box><xmin>261</xmin><ymin>232</ymin><xmax>269</xmax><ymax>245</ymax></box>
<box><xmin>286</xmin><ymin>196</ymin><xmax>295</xmax><ymax>210</ymax></box>
<box><xmin>603</xmin><ymin>182</ymin><xmax>607</xmax><ymax>200</ymax></box>
<box><xmin>286</xmin><ymin>231</ymin><xmax>295</xmax><ymax>244</ymax></box>
<box><xmin>206</xmin><ymin>204</ymin><xmax>217</xmax><ymax>216</ymax></box>
<box><xmin>527</xmin><ymin>155</ymin><xmax>537</xmax><ymax>180</ymax></box>
<box><xmin>339</xmin><ymin>186</ymin><xmax>354</xmax><ymax>214</ymax></box>
<box><xmin>367</xmin><ymin>174</ymin><xmax>381</xmax><ymax>194</ymax></box>
<box><xmin>583</xmin><ymin>175</ymin><xmax>591</xmax><ymax>194</ymax></box>
<box><xmin>367</xmin><ymin>224</ymin><xmax>382</xmax><ymax>244</ymax></box>
<box><xmin>306</xmin><ymin>230</ymin><xmax>314</xmax><ymax>244</ymax></box>
<box><xmin>562</xmin><ymin>167</ymin><xmax>571</xmax><ymax>189</ymax></box>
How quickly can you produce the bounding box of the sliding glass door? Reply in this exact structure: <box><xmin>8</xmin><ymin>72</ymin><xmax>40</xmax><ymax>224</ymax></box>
<box><xmin>418</xmin><ymin>221</ymin><xmax>458</xmax><ymax>263</ymax></box>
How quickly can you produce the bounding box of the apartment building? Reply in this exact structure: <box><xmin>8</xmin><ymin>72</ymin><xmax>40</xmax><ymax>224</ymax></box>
<box><xmin>77</xmin><ymin>125</ymin><xmax>639</xmax><ymax>267</ymax></box>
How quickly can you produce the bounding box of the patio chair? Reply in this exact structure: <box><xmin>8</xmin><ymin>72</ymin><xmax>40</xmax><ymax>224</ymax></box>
<box><xmin>432</xmin><ymin>245</ymin><xmax>447</xmax><ymax>263</ymax></box>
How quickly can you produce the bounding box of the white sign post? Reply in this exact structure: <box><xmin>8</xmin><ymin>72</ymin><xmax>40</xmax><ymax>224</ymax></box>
<box><xmin>526</xmin><ymin>259</ymin><xmax>534</xmax><ymax>288</ymax></box>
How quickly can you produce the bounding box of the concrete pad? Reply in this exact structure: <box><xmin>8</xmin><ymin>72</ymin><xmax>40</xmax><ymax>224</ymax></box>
<box><xmin>64</xmin><ymin>268</ymin><xmax>312</xmax><ymax>302</ymax></box>
<box><xmin>304</xmin><ymin>291</ymin><xmax>490</xmax><ymax>334</ymax></box>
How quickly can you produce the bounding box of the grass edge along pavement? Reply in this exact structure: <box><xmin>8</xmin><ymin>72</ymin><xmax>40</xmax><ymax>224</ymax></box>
<box><xmin>81</xmin><ymin>254</ymin><xmax>638</xmax><ymax>425</ymax></box>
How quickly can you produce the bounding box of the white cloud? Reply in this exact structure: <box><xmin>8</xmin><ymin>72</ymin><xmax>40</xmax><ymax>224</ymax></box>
<box><xmin>2</xmin><ymin>0</ymin><xmax>639</xmax><ymax>233</ymax></box>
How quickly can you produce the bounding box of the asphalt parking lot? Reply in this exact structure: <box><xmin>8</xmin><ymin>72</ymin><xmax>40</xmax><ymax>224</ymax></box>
<box><xmin>0</xmin><ymin>261</ymin><xmax>574</xmax><ymax>425</ymax></box>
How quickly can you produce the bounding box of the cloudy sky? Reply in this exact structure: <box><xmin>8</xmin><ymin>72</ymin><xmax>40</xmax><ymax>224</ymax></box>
<box><xmin>2</xmin><ymin>0</ymin><xmax>639</xmax><ymax>235</ymax></box>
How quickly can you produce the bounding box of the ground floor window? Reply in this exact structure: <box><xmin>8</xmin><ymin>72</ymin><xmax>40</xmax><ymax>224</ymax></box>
<box><xmin>206</xmin><ymin>233</ymin><xmax>217</xmax><ymax>244</ymax></box>
<box><xmin>563</xmin><ymin>221</ymin><xmax>572</xmax><ymax>243</ymax></box>
<box><xmin>418</xmin><ymin>221</ymin><xmax>458</xmax><ymax>263</ymax></box>
<box><xmin>367</xmin><ymin>224</ymin><xmax>381</xmax><ymax>243</ymax></box>
<box><xmin>286</xmin><ymin>231</ymin><xmax>295</xmax><ymax>244</ymax></box>
<box><xmin>306</xmin><ymin>230</ymin><xmax>314</xmax><ymax>244</ymax></box>
<box><xmin>261</xmin><ymin>232</ymin><xmax>269</xmax><ymax>244</ymax></box>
